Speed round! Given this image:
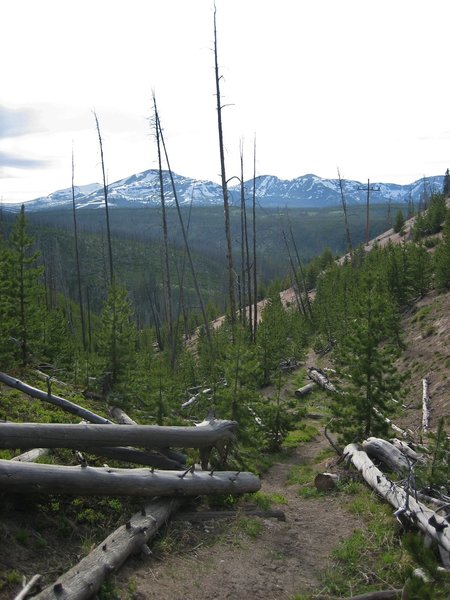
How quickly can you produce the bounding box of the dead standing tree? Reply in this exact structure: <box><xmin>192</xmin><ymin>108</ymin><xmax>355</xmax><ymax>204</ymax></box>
<box><xmin>214</xmin><ymin>6</ymin><xmax>236</xmax><ymax>330</ymax></box>
<box><xmin>71</xmin><ymin>147</ymin><xmax>87</xmax><ymax>351</ymax></box>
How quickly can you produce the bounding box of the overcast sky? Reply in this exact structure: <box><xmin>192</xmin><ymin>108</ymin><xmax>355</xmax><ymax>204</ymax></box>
<box><xmin>1</xmin><ymin>0</ymin><xmax>449</xmax><ymax>203</ymax></box>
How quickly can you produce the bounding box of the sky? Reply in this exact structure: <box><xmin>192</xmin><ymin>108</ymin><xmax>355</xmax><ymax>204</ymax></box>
<box><xmin>1</xmin><ymin>0</ymin><xmax>450</xmax><ymax>204</ymax></box>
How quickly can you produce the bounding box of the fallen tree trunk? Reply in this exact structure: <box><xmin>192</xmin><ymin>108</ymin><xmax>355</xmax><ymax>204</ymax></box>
<box><xmin>33</xmin><ymin>498</ymin><xmax>182</xmax><ymax>600</ymax></box>
<box><xmin>295</xmin><ymin>382</ymin><xmax>316</xmax><ymax>398</ymax></box>
<box><xmin>76</xmin><ymin>446</ymin><xmax>184</xmax><ymax>469</ymax></box>
<box><xmin>0</xmin><ymin>372</ymin><xmax>110</xmax><ymax>424</ymax></box>
<box><xmin>11</xmin><ymin>447</ymin><xmax>49</xmax><ymax>462</ymax></box>
<box><xmin>307</xmin><ymin>367</ymin><xmax>336</xmax><ymax>392</ymax></box>
<box><xmin>0</xmin><ymin>459</ymin><xmax>261</xmax><ymax>496</ymax></box>
<box><xmin>0</xmin><ymin>420</ymin><xmax>237</xmax><ymax>451</ymax></box>
<box><xmin>314</xmin><ymin>472</ymin><xmax>340</xmax><ymax>491</ymax></box>
<box><xmin>342</xmin><ymin>590</ymin><xmax>402</xmax><ymax>600</ymax></box>
<box><xmin>362</xmin><ymin>437</ymin><xmax>412</xmax><ymax>474</ymax></box>
<box><xmin>14</xmin><ymin>574</ymin><xmax>42</xmax><ymax>600</ymax></box>
<box><xmin>109</xmin><ymin>407</ymin><xmax>186</xmax><ymax>466</ymax></box>
<box><xmin>422</xmin><ymin>375</ymin><xmax>430</xmax><ymax>433</ymax></box>
<box><xmin>344</xmin><ymin>443</ymin><xmax>450</xmax><ymax>554</ymax></box>
<box><xmin>172</xmin><ymin>508</ymin><xmax>286</xmax><ymax>522</ymax></box>
<box><xmin>390</xmin><ymin>439</ymin><xmax>424</xmax><ymax>463</ymax></box>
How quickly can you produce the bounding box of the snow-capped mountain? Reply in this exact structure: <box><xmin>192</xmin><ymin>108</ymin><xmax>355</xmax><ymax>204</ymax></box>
<box><xmin>13</xmin><ymin>170</ymin><xmax>444</xmax><ymax>211</ymax></box>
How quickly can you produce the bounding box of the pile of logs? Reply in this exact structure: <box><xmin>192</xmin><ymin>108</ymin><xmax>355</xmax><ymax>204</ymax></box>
<box><xmin>0</xmin><ymin>371</ymin><xmax>261</xmax><ymax>600</ymax></box>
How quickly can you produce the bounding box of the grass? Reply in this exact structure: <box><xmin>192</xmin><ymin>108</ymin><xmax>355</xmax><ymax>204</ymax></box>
<box><xmin>319</xmin><ymin>483</ymin><xmax>412</xmax><ymax>597</ymax></box>
<box><xmin>284</xmin><ymin>424</ymin><xmax>319</xmax><ymax>448</ymax></box>
<box><xmin>252</xmin><ymin>491</ymin><xmax>288</xmax><ymax>509</ymax></box>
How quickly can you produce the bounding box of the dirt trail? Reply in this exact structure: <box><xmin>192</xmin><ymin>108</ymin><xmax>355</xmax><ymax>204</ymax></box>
<box><xmin>117</xmin><ymin>432</ymin><xmax>360</xmax><ymax>600</ymax></box>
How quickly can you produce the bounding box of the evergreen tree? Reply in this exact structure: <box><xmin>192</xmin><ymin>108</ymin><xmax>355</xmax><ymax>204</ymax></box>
<box><xmin>434</xmin><ymin>210</ymin><xmax>450</xmax><ymax>290</ymax></box>
<box><xmin>393</xmin><ymin>209</ymin><xmax>405</xmax><ymax>234</ymax></box>
<box><xmin>8</xmin><ymin>206</ymin><xmax>44</xmax><ymax>366</ymax></box>
<box><xmin>443</xmin><ymin>168</ymin><xmax>450</xmax><ymax>197</ymax></box>
<box><xmin>330</xmin><ymin>274</ymin><xmax>404</xmax><ymax>443</ymax></box>
<box><xmin>0</xmin><ymin>237</ymin><xmax>15</xmax><ymax>367</ymax></box>
<box><xmin>97</xmin><ymin>283</ymin><xmax>136</xmax><ymax>390</ymax></box>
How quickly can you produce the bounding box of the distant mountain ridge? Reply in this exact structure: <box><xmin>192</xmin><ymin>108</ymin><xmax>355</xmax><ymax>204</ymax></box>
<box><xmin>10</xmin><ymin>170</ymin><xmax>444</xmax><ymax>211</ymax></box>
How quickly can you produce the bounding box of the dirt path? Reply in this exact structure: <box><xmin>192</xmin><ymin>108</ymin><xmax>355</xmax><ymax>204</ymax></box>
<box><xmin>117</xmin><ymin>432</ymin><xmax>361</xmax><ymax>600</ymax></box>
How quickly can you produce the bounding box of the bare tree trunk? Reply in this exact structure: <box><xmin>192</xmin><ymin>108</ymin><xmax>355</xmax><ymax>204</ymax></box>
<box><xmin>33</xmin><ymin>498</ymin><xmax>182</xmax><ymax>600</ymax></box>
<box><xmin>289</xmin><ymin>225</ymin><xmax>313</xmax><ymax>320</ymax></box>
<box><xmin>0</xmin><ymin>460</ymin><xmax>261</xmax><ymax>497</ymax></box>
<box><xmin>153</xmin><ymin>94</ymin><xmax>174</xmax><ymax>367</ymax></box>
<box><xmin>93</xmin><ymin>111</ymin><xmax>113</xmax><ymax>285</ymax></box>
<box><xmin>240</xmin><ymin>144</ymin><xmax>246</xmax><ymax>327</ymax></box>
<box><xmin>422</xmin><ymin>375</ymin><xmax>430</xmax><ymax>433</ymax></box>
<box><xmin>0</xmin><ymin>421</ymin><xmax>237</xmax><ymax>451</ymax></box>
<box><xmin>214</xmin><ymin>6</ymin><xmax>236</xmax><ymax>329</ymax></box>
<box><xmin>154</xmin><ymin>101</ymin><xmax>211</xmax><ymax>342</ymax></box>
<box><xmin>71</xmin><ymin>147</ymin><xmax>87</xmax><ymax>351</ymax></box>
<box><xmin>282</xmin><ymin>229</ymin><xmax>307</xmax><ymax>317</ymax></box>
<box><xmin>344</xmin><ymin>443</ymin><xmax>450</xmax><ymax>553</ymax></box>
<box><xmin>252</xmin><ymin>137</ymin><xmax>258</xmax><ymax>340</ymax></box>
<box><xmin>337</xmin><ymin>167</ymin><xmax>353</xmax><ymax>257</ymax></box>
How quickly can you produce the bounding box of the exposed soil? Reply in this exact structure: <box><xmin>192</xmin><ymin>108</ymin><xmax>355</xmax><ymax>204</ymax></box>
<box><xmin>116</xmin><ymin>431</ymin><xmax>360</xmax><ymax>600</ymax></box>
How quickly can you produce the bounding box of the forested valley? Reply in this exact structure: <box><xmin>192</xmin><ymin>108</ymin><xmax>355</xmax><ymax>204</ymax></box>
<box><xmin>1</xmin><ymin>180</ymin><xmax>450</xmax><ymax>598</ymax></box>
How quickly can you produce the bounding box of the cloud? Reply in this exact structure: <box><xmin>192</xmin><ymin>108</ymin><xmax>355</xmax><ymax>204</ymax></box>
<box><xmin>0</xmin><ymin>150</ymin><xmax>50</xmax><ymax>172</ymax></box>
<box><xmin>0</xmin><ymin>105</ymin><xmax>41</xmax><ymax>138</ymax></box>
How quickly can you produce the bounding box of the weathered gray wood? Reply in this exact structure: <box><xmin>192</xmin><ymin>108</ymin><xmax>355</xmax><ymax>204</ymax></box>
<box><xmin>0</xmin><ymin>460</ymin><xmax>261</xmax><ymax>496</ymax></box>
<box><xmin>33</xmin><ymin>498</ymin><xmax>182</xmax><ymax>600</ymax></box>
<box><xmin>14</xmin><ymin>573</ymin><xmax>42</xmax><ymax>600</ymax></box>
<box><xmin>0</xmin><ymin>420</ymin><xmax>237</xmax><ymax>451</ymax></box>
<box><xmin>362</xmin><ymin>437</ymin><xmax>411</xmax><ymax>474</ymax></box>
<box><xmin>307</xmin><ymin>367</ymin><xmax>336</xmax><ymax>392</ymax></box>
<box><xmin>389</xmin><ymin>438</ymin><xmax>422</xmax><ymax>462</ymax></box>
<box><xmin>76</xmin><ymin>446</ymin><xmax>184</xmax><ymax>469</ymax></box>
<box><xmin>344</xmin><ymin>443</ymin><xmax>450</xmax><ymax>553</ymax></box>
<box><xmin>11</xmin><ymin>448</ymin><xmax>50</xmax><ymax>462</ymax></box>
<box><xmin>109</xmin><ymin>407</ymin><xmax>187</xmax><ymax>466</ymax></box>
<box><xmin>422</xmin><ymin>375</ymin><xmax>430</xmax><ymax>432</ymax></box>
<box><xmin>295</xmin><ymin>382</ymin><xmax>316</xmax><ymax>398</ymax></box>
<box><xmin>0</xmin><ymin>372</ymin><xmax>110</xmax><ymax>424</ymax></box>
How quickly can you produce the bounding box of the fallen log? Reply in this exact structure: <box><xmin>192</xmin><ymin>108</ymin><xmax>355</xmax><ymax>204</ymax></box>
<box><xmin>0</xmin><ymin>372</ymin><xmax>110</xmax><ymax>424</ymax></box>
<box><xmin>0</xmin><ymin>420</ymin><xmax>237</xmax><ymax>451</ymax></box>
<box><xmin>295</xmin><ymin>382</ymin><xmax>316</xmax><ymax>398</ymax></box>
<box><xmin>362</xmin><ymin>437</ymin><xmax>411</xmax><ymax>474</ymax></box>
<box><xmin>0</xmin><ymin>459</ymin><xmax>261</xmax><ymax>496</ymax></box>
<box><xmin>372</xmin><ymin>407</ymin><xmax>414</xmax><ymax>440</ymax></box>
<box><xmin>172</xmin><ymin>508</ymin><xmax>286</xmax><ymax>522</ymax></box>
<box><xmin>13</xmin><ymin>574</ymin><xmax>42</xmax><ymax>600</ymax></box>
<box><xmin>33</xmin><ymin>498</ymin><xmax>182</xmax><ymax>600</ymax></box>
<box><xmin>11</xmin><ymin>448</ymin><xmax>49</xmax><ymax>462</ymax></box>
<box><xmin>342</xmin><ymin>590</ymin><xmax>402</xmax><ymax>600</ymax></box>
<box><xmin>390</xmin><ymin>439</ymin><xmax>424</xmax><ymax>463</ymax></box>
<box><xmin>109</xmin><ymin>407</ymin><xmax>186</xmax><ymax>466</ymax></box>
<box><xmin>344</xmin><ymin>443</ymin><xmax>450</xmax><ymax>554</ymax></box>
<box><xmin>314</xmin><ymin>472</ymin><xmax>340</xmax><ymax>491</ymax></box>
<box><xmin>307</xmin><ymin>367</ymin><xmax>336</xmax><ymax>392</ymax></box>
<box><xmin>422</xmin><ymin>375</ymin><xmax>430</xmax><ymax>433</ymax></box>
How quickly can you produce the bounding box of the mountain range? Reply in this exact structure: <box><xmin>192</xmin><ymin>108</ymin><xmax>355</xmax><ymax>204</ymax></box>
<box><xmin>8</xmin><ymin>170</ymin><xmax>445</xmax><ymax>211</ymax></box>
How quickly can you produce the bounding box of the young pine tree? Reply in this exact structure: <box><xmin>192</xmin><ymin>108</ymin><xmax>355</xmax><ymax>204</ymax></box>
<box><xmin>330</xmin><ymin>274</ymin><xmax>405</xmax><ymax>444</ymax></box>
<box><xmin>8</xmin><ymin>206</ymin><xmax>44</xmax><ymax>366</ymax></box>
<box><xmin>434</xmin><ymin>210</ymin><xmax>450</xmax><ymax>290</ymax></box>
<box><xmin>97</xmin><ymin>283</ymin><xmax>136</xmax><ymax>390</ymax></box>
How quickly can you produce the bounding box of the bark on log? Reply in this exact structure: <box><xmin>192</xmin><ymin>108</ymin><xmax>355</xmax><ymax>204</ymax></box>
<box><xmin>362</xmin><ymin>437</ymin><xmax>411</xmax><ymax>474</ymax></box>
<box><xmin>372</xmin><ymin>407</ymin><xmax>414</xmax><ymax>439</ymax></box>
<box><xmin>344</xmin><ymin>443</ymin><xmax>450</xmax><ymax>554</ymax></box>
<box><xmin>0</xmin><ymin>372</ymin><xmax>110</xmax><ymax>424</ymax></box>
<box><xmin>422</xmin><ymin>375</ymin><xmax>430</xmax><ymax>433</ymax></box>
<box><xmin>33</xmin><ymin>498</ymin><xmax>182</xmax><ymax>600</ymax></box>
<box><xmin>0</xmin><ymin>420</ymin><xmax>237</xmax><ymax>451</ymax></box>
<box><xmin>109</xmin><ymin>406</ymin><xmax>136</xmax><ymax>425</ymax></box>
<box><xmin>307</xmin><ymin>367</ymin><xmax>336</xmax><ymax>392</ymax></box>
<box><xmin>76</xmin><ymin>446</ymin><xmax>184</xmax><ymax>469</ymax></box>
<box><xmin>0</xmin><ymin>460</ymin><xmax>261</xmax><ymax>496</ymax></box>
<box><xmin>295</xmin><ymin>382</ymin><xmax>316</xmax><ymax>398</ymax></box>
